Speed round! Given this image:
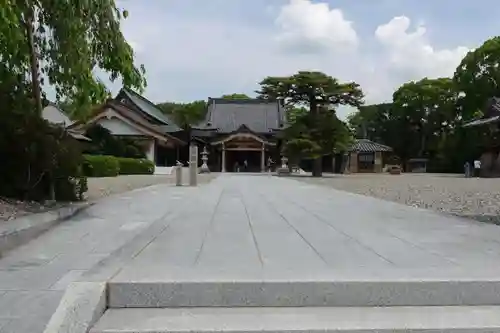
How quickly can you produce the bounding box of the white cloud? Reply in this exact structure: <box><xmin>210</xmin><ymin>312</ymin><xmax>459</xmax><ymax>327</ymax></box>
<box><xmin>275</xmin><ymin>0</ymin><xmax>358</xmax><ymax>53</ymax></box>
<box><xmin>375</xmin><ymin>16</ymin><xmax>469</xmax><ymax>79</ymax></box>
<box><xmin>87</xmin><ymin>1</ymin><xmax>475</xmax><ymax>120</ymax></box>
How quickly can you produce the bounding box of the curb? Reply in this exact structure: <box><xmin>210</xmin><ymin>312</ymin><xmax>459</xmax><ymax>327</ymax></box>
<box><xmin>0</xmin><ymin>201</ymin><xmax>92</xmax><ymax>257</ymax></box>
<box><xmin>43</xmin><ymin>282</ymin><xmax>107</xmax><ymax>333</ymax></box>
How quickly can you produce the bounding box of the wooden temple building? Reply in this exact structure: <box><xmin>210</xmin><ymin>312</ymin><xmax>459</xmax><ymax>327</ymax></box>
<box><xmin>463</xmin><ymin>97</ymin><xmax>500</xmax><ymax>177</ymax></box>
<box><xmin>71</xmin><ymin>89</ymin><xmax>286</xmax><ymax>172</ymax></box>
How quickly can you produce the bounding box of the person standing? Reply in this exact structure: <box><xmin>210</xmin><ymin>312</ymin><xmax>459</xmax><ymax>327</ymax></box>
<box><xmin>474</xmin><ymin>159</ymin><xmax>481</xmax><ymax>177</ymax></box>
<box><xmin>464</xmin><ymin>161</ymin><xmax>470</xmax><ymax>178</ymax></box>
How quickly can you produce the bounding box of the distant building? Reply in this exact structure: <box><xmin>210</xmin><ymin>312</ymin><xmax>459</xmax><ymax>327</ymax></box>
<box><xmin>69</xmin><ymin>89</ymin><xmax>286</xmax><ymax>171</ymax></box>
<box><xmin>345</xmin><ymin>139</ymin><xmax>393</xmax><ymax>173</ymax></box>
<box><xmin>463</xmin><ymin>97</ymin><xmax>500</xmax><ymax>177</ymax></box>
<box><xmin>42</xmin><ymin>103</ymin><xmax>90</xmax><ymax>141</ymax></box>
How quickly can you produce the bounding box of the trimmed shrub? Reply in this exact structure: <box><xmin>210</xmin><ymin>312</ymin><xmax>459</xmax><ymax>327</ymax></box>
<box><xmin>0</xmin><ymin>109</ymin><xmax>87</xmax><ymax>202</ymax></box>
<box><xmin>83</xmin><ymin>155</ymin><xmax>120</xmax><ymax>177</ymax></box>
<box><xmin>117</xmin><ymin>157</ymin><xmax>155</xmax><ymax>175</ymax></box>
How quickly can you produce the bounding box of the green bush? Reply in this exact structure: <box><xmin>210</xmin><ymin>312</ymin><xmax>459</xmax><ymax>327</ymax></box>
<box><xmin>83</xmin><ymin>155</ymin><xmax>120</xmax><ymax>177</ymax></box>
<box><xmin>117</xmin><ymin>157</ymin><xmax>155</xmax><ymax>175</ymax></box>
<box><xmin>0</xmin><ymin>109</ymin><xmax>87</xmax><ymax>202</ymax></box>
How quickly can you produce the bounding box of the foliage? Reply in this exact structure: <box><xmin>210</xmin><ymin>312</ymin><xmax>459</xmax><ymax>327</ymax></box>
<box><xmin>257</xmin><ymin>71</ymin><xmax>362</xmax><ymax>176</ymax></box>
<box><xmin>0</xmin><ymin>109</ymin><xmax>87</xmax><ymax>201</ymax></box>
<box><xmin>454</xmin><ymin>37</ymin><xmax>500</xmax><ymax>120</ymax></box>
<box><xmin>83</xmin><ymin>155</ymin><xmax>120</xmax><ymax>177</ymax></box>
<box><xmin>83</xmin><ymin>124</ymin><xmax>146</xmax><ymax>158</ymax></box>
<box><xmin>117</xmin><ymin>157</ymin><xmax>155</xmax><ymax>175</ymax></box>
<box><xmin>347</xmin><ymin>77</ymin><xmax>485</xmax><ymax>173</ymax></box>
<box><xmin>221</xmin><ymin>93</ymin><xmax>250</xmax><ymax>99</ymax></box>
<box><xmin>0</xmin><ymin>0</ymin><xmax>146</xmax><ymax>118</ymax></box>
<box><xmin>157</xmin><ymin>100</ymin><xmax>207</xmax><ymax>129</ymax></box>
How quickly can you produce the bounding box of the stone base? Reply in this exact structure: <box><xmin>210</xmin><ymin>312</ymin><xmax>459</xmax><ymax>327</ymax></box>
<box><xmin>276</xmin><ymin>167</ymin><xmax>291</xmax><ymax>176</ymax></box>
<box><xmin>199</xmin><ymin>164</ymin><xmax>210</xmax><ymax>174</ymax></box>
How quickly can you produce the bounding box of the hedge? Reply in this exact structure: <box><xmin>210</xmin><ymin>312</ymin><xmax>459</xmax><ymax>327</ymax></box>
<box><xmin>83</xmin><ymin>155</ymin><xmax>120</xmax><ymax>177</ymax></box>
<box><xmin>117</xmin><ymin>157</ymin><xmax>155</xmax><ymax>175</ymax></box>
<box><xmin>83</xmin><ymin>155</ymin><xmax>155</xmax><ymax>177</ymax></box>
<box><xmin>0</xmin><ymin>108</ymin><xmax>88</xmax><ymax>202</ymax></box>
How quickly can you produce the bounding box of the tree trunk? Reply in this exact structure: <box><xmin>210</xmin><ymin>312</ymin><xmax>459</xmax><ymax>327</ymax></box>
<box><xmin>312</xmin><ymin>158</ymin><xmax>322</xmax><ymax>177</ymax></box>
<box><xmin>309</xmin><ymin>100</ymin><xmax>322</xmax><ymax>177</ymax></box>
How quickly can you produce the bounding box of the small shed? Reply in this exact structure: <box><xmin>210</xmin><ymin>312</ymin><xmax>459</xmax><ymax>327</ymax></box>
<box><xmin>346</xmin><ymin>139</ymin><xmax>393</xmax><ymax>173</ymax></box>
<box><xmin>406</xmin><ymin>158</ymin><xmax>429</xmax><ymax>173</ymax></box>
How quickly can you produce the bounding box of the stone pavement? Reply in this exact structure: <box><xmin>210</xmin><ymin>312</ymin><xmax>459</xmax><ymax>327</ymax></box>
<box><xmin>0</xmin><ymin>184</ymin><xmax>198</xmax><ymax>333</ymax></box>
<box><xmin>5</xmin><ymin>174</ymin><xmax>500</xmax><ymax>332</ymax></box>
<box><xmin>113</xmin><ymin>174</ymin><xmax>500</xmax><ymax>278</ymax></box>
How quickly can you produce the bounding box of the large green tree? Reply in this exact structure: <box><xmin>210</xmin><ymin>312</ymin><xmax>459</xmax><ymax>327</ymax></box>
<box><xmin>454</xmin><ymin>37</ymin><xmax>500</xmax><ymax>120</ymax></box>
<box><xmin>391</xmin><ymin>78</ymin><xmax>460</xmax><ymax>161</ymax></box>
<box><xmin>0</xmin><ymin>0</ymin><xmax>146</xmax><ymax>118</ymax></box>
<box><xmin>157</xmin><ymin>100</ymin><xmax>207</xmax><ymax>129</ymax></box>
<box><xmin>257</xmin><ymin>71</ymin><xmax>363</xmax><ymax>176</ymax></box>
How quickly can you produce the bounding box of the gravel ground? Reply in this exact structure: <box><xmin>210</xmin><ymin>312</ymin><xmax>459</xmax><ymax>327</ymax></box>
<box><xmin>0</xmin><ymin>171</ymin><xmax>218</xmax><ymax>221</ymax></box>
<box><xmin>294</xmin><ymin>173</ymin><xmax>500</xmax><ymax>224</ymax></box>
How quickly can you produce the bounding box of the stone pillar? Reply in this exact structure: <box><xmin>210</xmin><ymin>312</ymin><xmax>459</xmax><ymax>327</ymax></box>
<box><xmin>189</xmin><ymin>144</ymin><xmax>198</xmax><ymax>186</ymax></box>
<box><xmin>349</xmin><ymin>152</ymin><xmax>358</xmax><ymax>173</ymax></box>
<box><xmin>261</xmin><ymin>144</ymin><xmax>265</xmax><ymax>172</ymax></box>
<box><xmin>332</xmin><ymin>156</ymin><xmax>336</xmax><ymax>173</ymax></box>
<box><xmin>374</xmin><ymin>151</ymin><xmax>383</xmax><ymax>173</ymax></box>
<box><xmin>221</xmin><ymin>145</ymin><xmax>226</xmax><ymax>172</ymax></box>
<box><xmin>146</xmin><ymin>139</ymin><xmax>156</xmax><ymax>165</ymax></box>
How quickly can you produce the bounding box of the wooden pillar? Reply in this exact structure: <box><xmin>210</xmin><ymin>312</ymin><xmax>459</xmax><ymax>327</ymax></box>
<box><xmin>221</xmin><ymin>144</ymin><xmax>226</xmax><ymax>172</ymax></box>
<box><xmin>374</xmin><ymin>151</ymin><xmax>383</xmax><ymax>173</ymax></box>
<box><xmin>261</xmin><ymin>144</ymin><xmax>265</xmax><ymax>172</ymax></box>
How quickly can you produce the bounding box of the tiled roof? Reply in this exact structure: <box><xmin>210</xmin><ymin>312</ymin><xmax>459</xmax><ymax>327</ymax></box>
<box><xmin>195</xmin><ymin>98</ymin><xmax>285</xmax><ymax>134</ymax></box>
<box><xmin>120</xmin><ymin>88</ymin><xmax>182</xmax><ymax>132</ymax></box>
<box><xmin>350</xmin><ymin>139</ymin><xmax>392</xmax><ymax>152</ymax></box>
<box><xmin>463</xmin><ymin>97</ymin><xmax>500</xmax><ymax>128</ymax></box>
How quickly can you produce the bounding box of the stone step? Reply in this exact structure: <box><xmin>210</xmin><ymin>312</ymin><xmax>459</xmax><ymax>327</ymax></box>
<box><xmin>107</xmin><ymin>277</ymin><xmax>500</xmax><ymax>308</ymax></box>
<box><xmin>90</xmin><ymin>306</ymin><xmax>500</xmax><ymax>333</ymax></box>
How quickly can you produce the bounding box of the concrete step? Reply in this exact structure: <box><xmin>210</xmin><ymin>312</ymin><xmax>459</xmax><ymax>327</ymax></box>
<box><xmin>108</xmin><ymin>278</ymin><xmax>500</xmax><ymax>308</ymax></box>
<box><xmin>90</xmin><ymin>306</ymin><xmax>500</xmax><ymax>333</ymax></box>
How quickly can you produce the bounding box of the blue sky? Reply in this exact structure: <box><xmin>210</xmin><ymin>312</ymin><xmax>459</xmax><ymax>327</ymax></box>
<box><xmin>99</xmin><ymin>0</ymin><xmax>500</xmax><ymax>118</ymax></box>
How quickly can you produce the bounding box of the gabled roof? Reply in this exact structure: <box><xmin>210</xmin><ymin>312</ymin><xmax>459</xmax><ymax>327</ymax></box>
<box><xmin>118</xmin><ymin>88</ymin><xmax>182</xmax><ymax>132</ymax></box>
<box><xmin>350</xmin><ymin>139</ymin><xmax>392</xmax><ymax>152</ymax></box>
<box><xmin>195</xmin><ymin>98</ymin><xmax>285</xmax><ymax>134</ymax></box>
<box><xmin>211</xmin><ymin>124</ymin><xmax>276</xmax><ymax>145</ymax></box>
<box><xmin>463</xmin><ymin>97</ymin><xmax>500</xmax><ymax>128</ymax></box>
<box><xmin>69</xmin><ymin>100</ymin><xmax>186</xmax><ymax>145</ymax></box>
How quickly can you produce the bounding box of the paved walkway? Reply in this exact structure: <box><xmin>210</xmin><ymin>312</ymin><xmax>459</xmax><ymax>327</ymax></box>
<box><xmin>0</xmin><ymin>184</ymin><xmax>198</xmax><ymax>333</ymax></box>
<box><xmin>3</xmin><ymin>175</ymin><xmax>500</xmax><ymax>332</ymax></box>
<box><xmin>113</xmin><ymin>175</ymin><xmax>500</xmax><ymax>282</ymax></box>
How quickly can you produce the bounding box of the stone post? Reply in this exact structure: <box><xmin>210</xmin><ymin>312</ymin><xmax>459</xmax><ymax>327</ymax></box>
<box><xmin>221</xmin><ymin>145</ymin><xmax>226</xmax><ymax>173</ymax></box>
<box><xmin>175</xmin><ymin>160</ymin><xmax>183</xmax><ymax>186</ymax></box>
<box><xmin>332</xmin><ymin>156</ymin><xmax>336</xmax><ymax>173</ymax></box>
<box><xmin>261</xmin><ymin>145</ymin><xmax>265</xmax><ymax>172</ymax></box>
<box><xmin>349</xmin><ymin>152</ymin><xmax>358</xmax><ymax>173</ymax></box>
<box><xmin>374</xmin><ymin>151</ymin><xmax>383</xmax><ymax>173</ymax></box>
<box><xmin>189</xmin><ymin>144</ymin><xmax>198</xmax><ymax>186</ymax></box>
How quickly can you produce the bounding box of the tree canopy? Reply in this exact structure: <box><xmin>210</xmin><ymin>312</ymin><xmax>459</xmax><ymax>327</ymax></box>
<box><xmin>0</xmin><ymin>0</ymin><xmax>146</xmax><ymax>117</ymax></box>
<box><xmin>258</xmin><ymin>71</ymin><xmax>363</xmax><ymax>176</ymax></box>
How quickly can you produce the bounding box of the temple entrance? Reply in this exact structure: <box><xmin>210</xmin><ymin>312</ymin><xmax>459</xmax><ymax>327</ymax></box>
<box><xmin>226</xmin><ymin>150</ymin><xmax>261</xmax><ymax>172</ymax></box>
<box><xmin>211</xmin><ymin>127</ymin><xmax>277</xmax><ymax>173</ymax></box>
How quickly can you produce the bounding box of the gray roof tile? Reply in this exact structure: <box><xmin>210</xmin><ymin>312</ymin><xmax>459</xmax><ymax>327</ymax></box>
<box><xmin>350</xmin><ymin>139</ymin><xmax>392</xmax><ymax>152</ymax></box>
<box><xmin>121</xmin><ymin>89</ymin><xmax>182</xmax><ymax>132</ymax></box>
<box><xmin>196</xmin><ymin>98</ymin><xmax>285</xmax><ymax>134</ymax></box>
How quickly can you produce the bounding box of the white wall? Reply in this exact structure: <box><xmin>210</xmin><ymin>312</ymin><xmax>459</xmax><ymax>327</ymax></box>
<box><xmin>97</xmin><ymin>117</ymin><xmax>145</xmax><ymax>136</ymax></box>
<box><xmin>42</xmin><ymin>105</ymin><xmax>72</xmax><ymax>127</ymax></box>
